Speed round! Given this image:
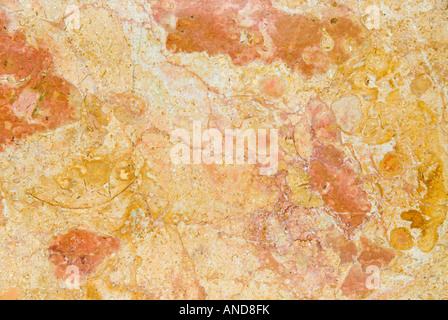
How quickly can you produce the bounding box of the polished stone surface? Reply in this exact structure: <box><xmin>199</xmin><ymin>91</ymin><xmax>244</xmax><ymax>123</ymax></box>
<box><xmin>0</xmin><ymin>0</ymin><xmax>447</xmax><ymax>299</ymax></box>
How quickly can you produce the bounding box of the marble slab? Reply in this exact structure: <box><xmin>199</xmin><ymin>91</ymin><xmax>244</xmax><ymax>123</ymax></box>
<box><xmin>0</xmin><ymin>0</ymin><xmax>447</xmax><ymax>299</ymax></box>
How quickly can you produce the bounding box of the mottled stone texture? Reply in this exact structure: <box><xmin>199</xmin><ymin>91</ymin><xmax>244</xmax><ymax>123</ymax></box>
<box><xmin>0</xmin><ymin>11</ymin><xmax>80</xmax><ymax>151</ymax></box>
<box><xmin>48</xmin><ymin>229</ymin><xmax>120</xmax><ymax>280</ymax></box>
<box><xmin>154</xmin><ymin>0</ymin><xmax>366</xmax><ymax>75</ymax></box>
<box><xmin>0</xmin><ymin>0</ymin><xmax>447</xmax><ymax>300</ymax></box>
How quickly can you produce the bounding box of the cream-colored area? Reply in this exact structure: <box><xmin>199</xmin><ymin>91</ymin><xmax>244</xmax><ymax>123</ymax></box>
<box><xmin>0</xmin><ymin>0</ymin><xmax>447</xmax><ymax>299</ymax></box>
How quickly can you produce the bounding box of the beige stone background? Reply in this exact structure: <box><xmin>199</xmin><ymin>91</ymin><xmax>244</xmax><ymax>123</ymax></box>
<box><xmin>0</xmin><ymin>0</ymin><xmax>447</xmax><ymax>299</ymax></box>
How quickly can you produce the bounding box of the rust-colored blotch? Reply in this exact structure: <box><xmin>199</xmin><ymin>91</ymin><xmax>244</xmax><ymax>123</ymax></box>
<box><xmin>153</xmin><ymin>0</ymin><xmax>365</xmax><ymax>75</ymax></box>
<box><xmin>358</xmin><ymin>237</ymin><xmax>395</xmax><ymax>269</ymax></box>
<box><xmin>260</xmin><ymin>76</ymin><xmax>285</xmax><ymax>99</ymax></box>
<box><xmin>306</xmin><ymin>99</ymin><xmax>372</xmax><ymax>218</ymax></box>
<box><xmin>379</xmin><ymin>151</ymin><xmax>404</xmax><ymax>178</ymax></box>
<box><xmin>340</xmin><ymin>263</ymin><xmax>370</xmax><ymax>296</ymax></box>
<box><xmin>323</xmin><ymin>227</ymin><xmax>358</xmax><ymax>264</ymax></box>
<box><xmin>0</xmin><ymin>10</ymin><xmax>80</xmax><ymax>151</ymax></box>
<box><xmin>48</xmin><ymin>229</ymin><xmax>120</xmax><ymax>280</ymax></box>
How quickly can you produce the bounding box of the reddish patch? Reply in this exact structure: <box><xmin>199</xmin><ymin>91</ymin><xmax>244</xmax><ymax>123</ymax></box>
<box><xmin>313</xmin><ymin>144</ymin><xmax>344</xmax><ymax>168</ymax></box>
<box><xmin>153</xmin><ymin>0</ymin><xmax>366</xmax><ymax>75</ymax></box>
<box><xmin>260</xmin><ymin>76</ymin><xmax>285</xmax><ymax>98</ymax></box>
<box><xmin>309</xmin><ymin>160</ymin><xmax>371</xmax><ymax>214</ymax></box>
<box><xmin>337</xmin><ymin>213</ymin><xmax>368</xmax><ymax>233</ymax></box>
<box><xmin>340</xmin><ymin>263</ymin><xmax>370</xmax><ymax>296</ymax></box>
<box><xmin>0</xmin><ymin>11</ymin><xmax>80</xmax><ymax>151</ymax></box>
<box><xmin>48</xmin><ymin>229</ymin><xmax>120</xmax><ymax>280</ymax></box>
<box><xmin>358</xmin><ymin>237</ymin><xmax>395</xmax><ymax>269</ymax></box>
<box><xmin>323</xmin><ymin>227</ymin><xmax>358</xmax><ymax>264</ymax></box>
<box><xmin>307</xmin><ymin>99</ymin><xmax>341</xmax><ymax>144</ymax></box>
<box><xmin>341</xmin><ymin>238</ymin><xmax>395</xmax><ymax>296</ymax></box>
<box><xmin>284</xmin><ymin>205</ymin><xmax>319</xmax><ymax>241</ymax></box>
<box><xmin>301</xmin><ymin>98</ymin><xmax>371</xmax><ymax>236</ymax></box>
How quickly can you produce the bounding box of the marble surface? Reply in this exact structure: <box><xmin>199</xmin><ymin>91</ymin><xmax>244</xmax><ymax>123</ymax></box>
<box><xmin>0</xmin><ymin>0</ymin><xmax>447</xmax><ymax>300</ymax></box>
